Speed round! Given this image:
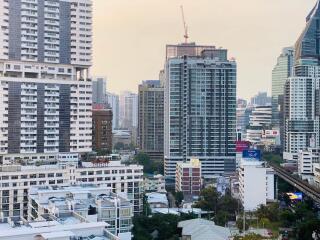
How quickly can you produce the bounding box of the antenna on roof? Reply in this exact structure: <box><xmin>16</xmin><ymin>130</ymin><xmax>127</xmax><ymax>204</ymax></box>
<box><xmin>180</xmin><ymin>5</ymin><xmax>189</xmax><ymax>43</ymax></box>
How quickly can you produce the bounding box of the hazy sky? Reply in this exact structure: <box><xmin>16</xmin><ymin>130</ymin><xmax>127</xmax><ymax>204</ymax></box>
<box><xmin>92</xmin><ymin>0</ymin><xmax>316</xmax><ymax>100</ymax></box>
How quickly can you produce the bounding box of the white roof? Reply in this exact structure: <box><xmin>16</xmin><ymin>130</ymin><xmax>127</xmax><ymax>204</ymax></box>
<box><xmin>40</xmin><ymin>231</ymin><xmax>75</xmax><ymax>238</ymax></box>
<box><xmin>145</xmin><ymin>192</ymin><xmax>168</xmax><ymax>205</ymax></box>
<box><xmin>178</xmin><ymin>219</ymin><xmax>231</xmax><ymax>240</ymax></box>
<box><xmin>151</xmin><ymin>208</ymin><xmax>205</xmax><ymax>215</ymax></box>
<box><xmin>0</xmin><ymin>222</ymin><xmax>108</xmax><ymax>238</ymax></box>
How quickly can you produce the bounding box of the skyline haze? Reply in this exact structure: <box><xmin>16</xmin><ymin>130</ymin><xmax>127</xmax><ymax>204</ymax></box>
<box><xmin>92</xmin><ymin>0</ymin><xmax>315</xmax><ymax>100</ymax></box>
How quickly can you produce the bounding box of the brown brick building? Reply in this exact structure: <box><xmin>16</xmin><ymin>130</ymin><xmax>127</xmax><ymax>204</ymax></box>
<box><xmin>92</xmin><ymin>107</ymin><xmax>113</xmax><ymax>154</ymax></box>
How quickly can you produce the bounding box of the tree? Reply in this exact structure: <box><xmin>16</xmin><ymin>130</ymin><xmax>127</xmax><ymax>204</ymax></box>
<box><xmin>194</xmin><ymin>186</ymin><xmax>239</xmax><ymax>226</ymax></box>
<box><xmin>236</xmin><ymin>217</ymin><xmax>249</xmax><ymax>232</ymax></box>
<box><xmin>193</xmin><ymin>186</ymin><xmax>220</xmax><ymax>212</ymax></box>
<box><xmin>256</xmin><ymin>203</ymin><xmax>279</xmax><ymax>222</ymax></box>
<box><xmin>279</xmin><ymin>210</ymin><xmax>296</xmax><ymax>228</ymax></box>
<box><xmin>114</xmin><ymin>142</ymin><xmax>125</xmax><ymax>150</ymax></box>
<box><xmin>175</xmin><ymin>191</ymin><xmax>184</xmax><ymax>207</ymax></box>
<box><xmin>296</xmin><ymin>219</ymin><xmax>320</xmax><ymax>240</ymax></box>
<box><xmin>134</xmin><ymin>152</ymin><xmax>152</xmax><ymax>173</ymax></box>
<box><xmin>218</xmin><ymin>194</ymin><xmax>239</xmax><ymax>215</ymax></box>
<box><xmin>134</xmin><ymin>152</ymin><xmax>164</xmax><ymax>174</ymax></box>
<box><xmin>96</xmin><ymin>149</ymin><xmax>111</xmax><ymax>156</ymax></box>
<box><xmin>215</xmin><ymin>210</ymin><xmax>229</xmax><ymax>226</ymax></box>
<box><xmin>132</xmin><ymin>213</ymin><xmax>195</xmax><ymax>240</ymax></box>
<box><xmin>263</xmin><ymin>152</ymin><xmax>283</xmax><ymax>166</ymax></box>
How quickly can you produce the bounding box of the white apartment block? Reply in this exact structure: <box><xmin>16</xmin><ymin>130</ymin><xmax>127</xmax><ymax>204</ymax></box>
<box><xmin>0</xmin><ymin>0</ymin><xmax>93</xmax><ymax>162</ymax></box>
<box><xmin>0</xmin><ymin>219</ymin><xmax>119</xmax><ymax>240</ymax></box>
<box><xmin>314</xmin><ymin>163</ymin><xmax>320</xmax><ymax>188</ymax></box>
<box><xmin>28</xmin><ymin>185</ymin><xmax>133</xmax><ymax>237</ymax></box>
<box><xmin>298</xmin><ymin>147</ymin><xmax>320</xmax><ymax>175</ymax></box>
<box><xmin>239</xmin><ymin>159</ymin><xmax>275</xmax><ymax>211</ymax></box>
<box><xmin>248</xmin><ymin>105</ymin><xmax>272</xmax><ymax>127</ymax></box>
<box><xmin>0</xmin><ymin>161</ymin><xmax>143</xmax><ymax>221</ymax></box>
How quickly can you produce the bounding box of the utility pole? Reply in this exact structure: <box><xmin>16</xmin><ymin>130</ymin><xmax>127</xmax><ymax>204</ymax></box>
<box><xmin>243</xmin><ymin>211</ymin><xmax>246</xmax><ymax>235</ymax></box>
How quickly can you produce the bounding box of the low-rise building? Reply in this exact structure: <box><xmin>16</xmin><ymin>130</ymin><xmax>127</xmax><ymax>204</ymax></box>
<box><xmin>0</xmin><ymin>161</ymin><xmax>143</xmax><ymax>221</ymax></box>
<box><xmin>143</xmin><ymin>174</ymin><xmax>166</xmax><ymax>193</ymax></box>
<box><xmin>0</xmin><ymin>217</ymin><xmax>119</xmax><ymax>240</ymax></box>
<box><xmin>175</xmin><ymin>160</ymin><xmax>201</xmax><ymax>199</ymax></box>
<box><xmin>113</xmin><ymin>130</ymin><xmax>132</xmax><ymax>148</ymax></box>
<box><xmin>298</xmin><ymin>148</ymin><xmax>320</xmax><ymax>175</ymax></box>
<box><xmin>314</xmin><ymin>163</ymin><xmax>320</xmax><ymax>188</ymax></box>
<box><xmin>145</xmin><ymin>192</ymin><xmax>168</xmax><ymax>209</ymax></box>
<box><xmin>28</xmin><ymin>185</ymin><xmax>133</xmax><ymax>237</ymax></box>
<box><xmin>239</xmin><ymin>159</ymin><xmax>275</xmax><ymax>211</ymax></box>
<box><xmin>92</xmin><ymin>107</ymin><xmax>113</xmax><ymax>154</ymax></box>
<box><xmin>178</xmin><ymin>218</ymin><xmax>231</xmax><ymax>240</ymax></box>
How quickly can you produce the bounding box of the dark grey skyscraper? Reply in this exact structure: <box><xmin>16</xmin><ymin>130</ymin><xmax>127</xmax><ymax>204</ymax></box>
<box><xmin>295</xmin><ymin>0</ymin><xmax>320</xmax><ymax>64</ymax></box>
<box><xmin>164</xmin><ymin>43</ymin><xmax>237</xmax><ymax>179</ymax></box>
<box><xmin>92</xmin><ymin>77</ymin><xmax>107</xmax><ymax>104</ymax></box>
<box><xmin>138</xmin><ymin>80</ymin><xmax>164</xmax><ymax>162</ymax></box>
<box><xmin>283</xmin><ymin>0</ymin><xmax>320</xmax><ymax>161</ymax></box>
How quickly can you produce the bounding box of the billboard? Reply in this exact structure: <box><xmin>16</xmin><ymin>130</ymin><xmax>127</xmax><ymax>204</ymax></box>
<box><xmin>242</xmin><ymin>149</ymin><xmax>261</xmax><ymax>160</ymax></box>
<box><xmin>264</xmin><ymin>130</ymin><xmax>279</xmax><ymax>137</ymax></box>
<box><xmin>286</xmin><ymin>192</ymin><xmax>303</xmax><ymax>201</ymax></box>
<box><xmin>236</xmin><ymin>141</ymin><xmax>251</xmax><ymax>153</ymax></box>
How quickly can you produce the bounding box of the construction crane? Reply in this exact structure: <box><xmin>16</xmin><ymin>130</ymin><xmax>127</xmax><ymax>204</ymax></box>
<box><xmin>180</xmin><ymin>5</ymin><xmax>189</xmax><ymax>43</ymax></box>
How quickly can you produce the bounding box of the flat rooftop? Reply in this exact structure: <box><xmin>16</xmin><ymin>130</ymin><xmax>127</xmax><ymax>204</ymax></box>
<box><xmin>0</xmin><ymin>220</ymin><xmax>111</xmax><ymax>239</ymax></box>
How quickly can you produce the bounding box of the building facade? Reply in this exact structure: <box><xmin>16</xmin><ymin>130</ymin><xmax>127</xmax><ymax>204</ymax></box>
<box><xmin>0</xmin><ymin>0</ymin><xmax>93</xmax><ymax>162</ymax></box>
<box><xmin>298</xmin><ymin>147</ymin><xmax>320</xmax><ymax>175</ymax></box>
<box><xmin>0</xmin><ymin>160</ymin><xmax>143</xmax><ymax>220</ymax></box>
<box><xmin>92</xmin><ymin>108</ymin><xmax>113</xmax><ymax>154</ymax></box>
<box><xmin>120</xmin><ymin>91</ymin><xmax>138</xmax><ymax>130</ymax></box>
<box><xmin>164</xmin><ymin>44</ymin><xmax>237</xmax><ymax>179</ymax></box>
<box><xmin>246</xmin><ymin>105</ymin><xmax>272</xmax><ymax>144</ymax></box>
<box><xmin>250</xmin><ymin>92</ymin><xmax>271</xmax><ymax>106</ymax></box>
<box><xmin>175</xmin><ymin>160</ymin><xmax>201</xmax><ymax>198</ymax></box>
<box><xmin>283</xmin><ymin>66</ymin><xmax>320</xmax><ymax>161</ymax></box>
<box><xmin>138</xmin><ymin>80</ymin><xmax>164</xmax><ymax>162</ymax></box>
<box><xmin>283</xmin><ymin>0</ymin><xmax>320</xmax><ymax>162</ymax></box>
<box><xmin>143</xmin><ymin>174</ymin><xmax>166</xmax><ymax>193</ymax></box>
<box><xmin>272</xmin><ymin>47</ymin><xmax>294</xmax><ymax>126</ymax></box>
<box><xmin>239</xmin><ymin>159</ymin><xmax>275</xmax><ymax>211</ymax></box>
<box><xmin>106</xmin><ymin>92</ymin><xmax>120</xmax><ymax>130</ymax></box>
<box><xmin>28</xmin><ymin>185</ymin><xmax>133</xmax><ymax>236</ymax></box>
<box><xmin>92</xmin><ymin>77</ymin><xmax>107</xmax><ymax>105</ymax></box>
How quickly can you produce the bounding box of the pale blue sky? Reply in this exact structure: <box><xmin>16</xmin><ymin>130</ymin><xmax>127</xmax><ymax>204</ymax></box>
<box><xmin>92</xmin><ymin>0</ymin><xmax>316</xmax><ymax>100</ymax></box>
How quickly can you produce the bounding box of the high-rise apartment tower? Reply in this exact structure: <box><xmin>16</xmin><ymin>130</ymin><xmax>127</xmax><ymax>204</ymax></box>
<box><xmin>0</xmin><ymin>0</ymin><xmax>93</xmax><ymax>163</ymax></box>
<box><xmin>164</xmin><ymin>43</ymin><xmax>237</xmax><ymax>179</ymax></box>
<box><xmin>138</xmin><ymin>80</ymin><xmax>164</xmax><ymax>162</ymax></box>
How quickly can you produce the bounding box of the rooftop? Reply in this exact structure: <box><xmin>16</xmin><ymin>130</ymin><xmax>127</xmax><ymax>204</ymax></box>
<box><xmin>146</xmin><ymin>192</ymin><xmax>168</xmax><ymax>205</ymax></box>
<box><xmin>0</xmin><ymin>219</ymin><xmax>116</xmax><ymax>240</ymax></box>
<box><xmin>178</xmin><ymin>218</ymin><xmax>231</xmax><ymax>240</ymax></box>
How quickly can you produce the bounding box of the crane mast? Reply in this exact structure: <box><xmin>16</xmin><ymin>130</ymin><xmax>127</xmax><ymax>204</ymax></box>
<box><xmin>180</xmin><ymin>5</ymin><xmax>189</xmax><ymax>43</ymax></box>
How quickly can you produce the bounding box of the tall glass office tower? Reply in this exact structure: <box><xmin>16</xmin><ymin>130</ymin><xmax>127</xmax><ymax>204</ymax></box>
<box><xmin>283</xmin><ymin>0</ymin><xmax>320</xmax><ymax>161</ymax></box>
<box><xmin>164</xmin><ymin>43</ymin><xmax>237</xmax><ymax>179</ymax></box>
<box><xmin>272</xmin><ymin>47</ymin><xmax>294</xmax><ymax>126</ymax></box>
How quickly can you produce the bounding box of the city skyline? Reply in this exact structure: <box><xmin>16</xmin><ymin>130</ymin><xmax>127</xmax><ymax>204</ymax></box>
<box><xmin>92</xmin><ymin>0</ymin><xmax>315</xmax><ymax>100</ymax></box>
